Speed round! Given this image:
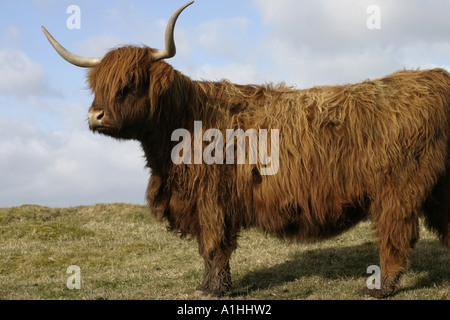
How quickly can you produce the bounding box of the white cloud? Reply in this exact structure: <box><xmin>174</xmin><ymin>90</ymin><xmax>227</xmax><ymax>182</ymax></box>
<box><xmin>0</xmin><ymin>116</ymin><xmax>148</xmax><ymax>208</ymax></box>
<box><xmin>395</xmin><ymin>41</ymin><xmax>450</xmax><ymax>71</ymax></box>
<box><xmin>76</xmin><ymin>35</ymin><xmax>126</xmax><ymax>57</ymax></box>
<box><xmin>0</xmin><ymin>49</ymin><xmax>61</xmax><ymax>98</ymax></box>
<box><xmin>6</xmin><ymin>25</ymin><xmax>21</xmax><ymax>39</ymax></box>
<box><xmin>253</xmin><ymin>0</ymin><xmax>450</xmax><ymax>87</ymax></box>
<box><xmin>190</xmin><ymin>62</ymin><xmax>263</xmax><ymax>84</ymax></box>
<box><xmin>196</xmin><ymin>16</ymin><xmax>251</xmax><ymax>59</ymax></box>
<box><xmin>105</xmin><ymin>0</ymin><xmax>136</xmax><ymax>22</ymax></box>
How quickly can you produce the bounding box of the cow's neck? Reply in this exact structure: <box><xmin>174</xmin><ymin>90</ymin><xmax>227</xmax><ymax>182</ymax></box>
<box><xmin>140</xmin><ymin>68</ymin><xmax>199</xmax><ymax>176</ymax></box>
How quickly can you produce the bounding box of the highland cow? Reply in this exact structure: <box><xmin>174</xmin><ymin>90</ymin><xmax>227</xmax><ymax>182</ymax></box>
<box><xmin>42</xmin><ymin>1</ymin><xmax>450</xmax><ymax>298</ymax></box>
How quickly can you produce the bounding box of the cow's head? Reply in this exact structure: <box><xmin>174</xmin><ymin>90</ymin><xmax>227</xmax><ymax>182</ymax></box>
<box><xmin>42</xmin><ymin>1</ymin><xmax>193</xmax><ymax>140</ymax></box>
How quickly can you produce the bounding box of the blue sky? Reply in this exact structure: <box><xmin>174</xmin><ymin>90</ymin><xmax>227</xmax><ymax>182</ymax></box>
<box><xmin>1</xmin><ymin>0</ymin><xmax>449</xmax><ymax>207</ymax></box>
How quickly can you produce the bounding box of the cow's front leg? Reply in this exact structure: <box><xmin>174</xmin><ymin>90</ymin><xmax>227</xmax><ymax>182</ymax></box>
<box><xmin>194</xmin><ymin>250</ymin><xmax>232</xmax><ymax>298</ymax></box>
<box><xmin>194</xmin><ymin>228</ymin><xmax>238</xmax><ymax>298</ymax></box>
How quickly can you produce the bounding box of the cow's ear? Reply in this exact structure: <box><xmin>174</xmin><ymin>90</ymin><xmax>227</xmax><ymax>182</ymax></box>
<box><xmin>149</xmin><ymin>62</ymin><xmax>175</xmax><ymax>110</ymax></box>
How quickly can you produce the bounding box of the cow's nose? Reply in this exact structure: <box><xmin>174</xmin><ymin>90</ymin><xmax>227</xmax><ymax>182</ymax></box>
<box><xmin>89</xmin><ymin>110</ymin><xmax>105</xmax><ymax>129</ymax></box>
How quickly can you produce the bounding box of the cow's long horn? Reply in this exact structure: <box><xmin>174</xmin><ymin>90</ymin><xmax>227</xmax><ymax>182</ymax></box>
<box><xmin>152</xmin><ymin>1</ymin><xmax>194</xmax><ymax>62</ymax></box>
<box><xmin>41</xmin><ymin>26</ymin><xmax>102</xmax><ymax>68</ymax></box>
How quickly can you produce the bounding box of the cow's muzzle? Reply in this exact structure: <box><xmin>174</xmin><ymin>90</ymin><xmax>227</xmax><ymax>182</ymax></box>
<box><xmin>89</xmin><ymin>109</ymin><xmax>105</xmax><ymax>130</ymax></box>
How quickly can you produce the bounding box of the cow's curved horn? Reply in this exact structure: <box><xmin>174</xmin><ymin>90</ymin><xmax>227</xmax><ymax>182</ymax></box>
<box><xmin>41</xmin><ymin>26</ymin><xmax>102</xmax><ymax>68</ymax></box>
<box><xmin>152</xmin><ymin>1</ymin><xmax>194</xmax><ymax>62</ymax></box>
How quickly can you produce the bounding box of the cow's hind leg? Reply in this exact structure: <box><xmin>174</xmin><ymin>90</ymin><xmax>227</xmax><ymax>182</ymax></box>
<box><xmin>423</xmin><ymin>169</ymin><xmax>450</xmax><ymax>249</ymax></box>
<box><xmin>361</xmin><ymin>189</ymin><xmax>420</xmax><ymax>298</ymax></box>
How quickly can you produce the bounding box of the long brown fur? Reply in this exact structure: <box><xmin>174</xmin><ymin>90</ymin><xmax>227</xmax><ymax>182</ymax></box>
<box><xmin>86</xmin><ymin>46</ymin><xmax>450</xmax><ymax>298</ymax></box>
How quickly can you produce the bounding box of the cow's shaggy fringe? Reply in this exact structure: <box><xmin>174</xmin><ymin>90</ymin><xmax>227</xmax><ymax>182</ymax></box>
<box><xmin>87</xmin><ymin>46</ymin><xmax>450</xmax><ymax>298</ymax></box>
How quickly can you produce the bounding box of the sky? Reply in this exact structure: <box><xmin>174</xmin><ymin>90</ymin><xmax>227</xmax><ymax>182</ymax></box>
<box><xmin>0</xmin><ymin>0</ymin><xmax>449</xmax><ymax>208</ymax></box>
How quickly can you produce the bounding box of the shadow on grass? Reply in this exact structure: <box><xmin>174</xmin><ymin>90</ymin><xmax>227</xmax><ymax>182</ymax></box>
<box><xmin>230</xmin><ymin>240</ymin><xmax>449</xmax><ymax>298</ymax></box>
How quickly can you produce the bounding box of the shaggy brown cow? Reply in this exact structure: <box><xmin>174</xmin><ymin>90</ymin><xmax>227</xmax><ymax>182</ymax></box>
<box><xmin>42</xmin><ymin>1</ymin><xmax>449</xmax><ymax>298</ymax></box>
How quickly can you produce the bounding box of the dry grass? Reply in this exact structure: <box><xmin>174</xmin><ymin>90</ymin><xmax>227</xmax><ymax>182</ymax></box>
<box><xmin>0</xmin><ymin>204</ymin><xmax>448</xmax><ymax>300</ymax></box>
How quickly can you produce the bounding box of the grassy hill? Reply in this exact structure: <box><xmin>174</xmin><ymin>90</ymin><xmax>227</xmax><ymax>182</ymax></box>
<box><xmin>0</xmin><ymin>203</ymin><xmax>448</xmax><ymax>300</ymax></box>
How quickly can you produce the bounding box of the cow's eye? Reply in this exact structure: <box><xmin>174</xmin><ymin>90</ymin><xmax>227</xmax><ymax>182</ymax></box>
<box><xmin>118</xmin><ymin>86</ymin><xmax>134</xmax><ymax>98</ymax></box>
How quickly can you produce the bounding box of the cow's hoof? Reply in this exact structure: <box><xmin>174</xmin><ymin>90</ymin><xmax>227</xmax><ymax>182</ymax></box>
<box><xmin>192</xmin><ymin>289</ymin><xmax>218</xmax><ymax>300</ymax></box>
<box><xmin>359</xmin><ymin>286</ymin><xmax>396</xmax><ymax>299</ymax></box>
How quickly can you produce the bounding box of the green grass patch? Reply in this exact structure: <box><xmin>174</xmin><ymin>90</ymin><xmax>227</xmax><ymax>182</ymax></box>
<box><xmin>0</xmin><ymin>204</ymin><xmax>448</xmax><ymax>300</ymax></box>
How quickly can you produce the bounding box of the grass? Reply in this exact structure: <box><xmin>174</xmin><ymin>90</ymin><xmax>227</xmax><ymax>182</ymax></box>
<box><xmin>0</xmin><ymin>203</ymin><xmax>448</xmax><ymax>300</ymax></box>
